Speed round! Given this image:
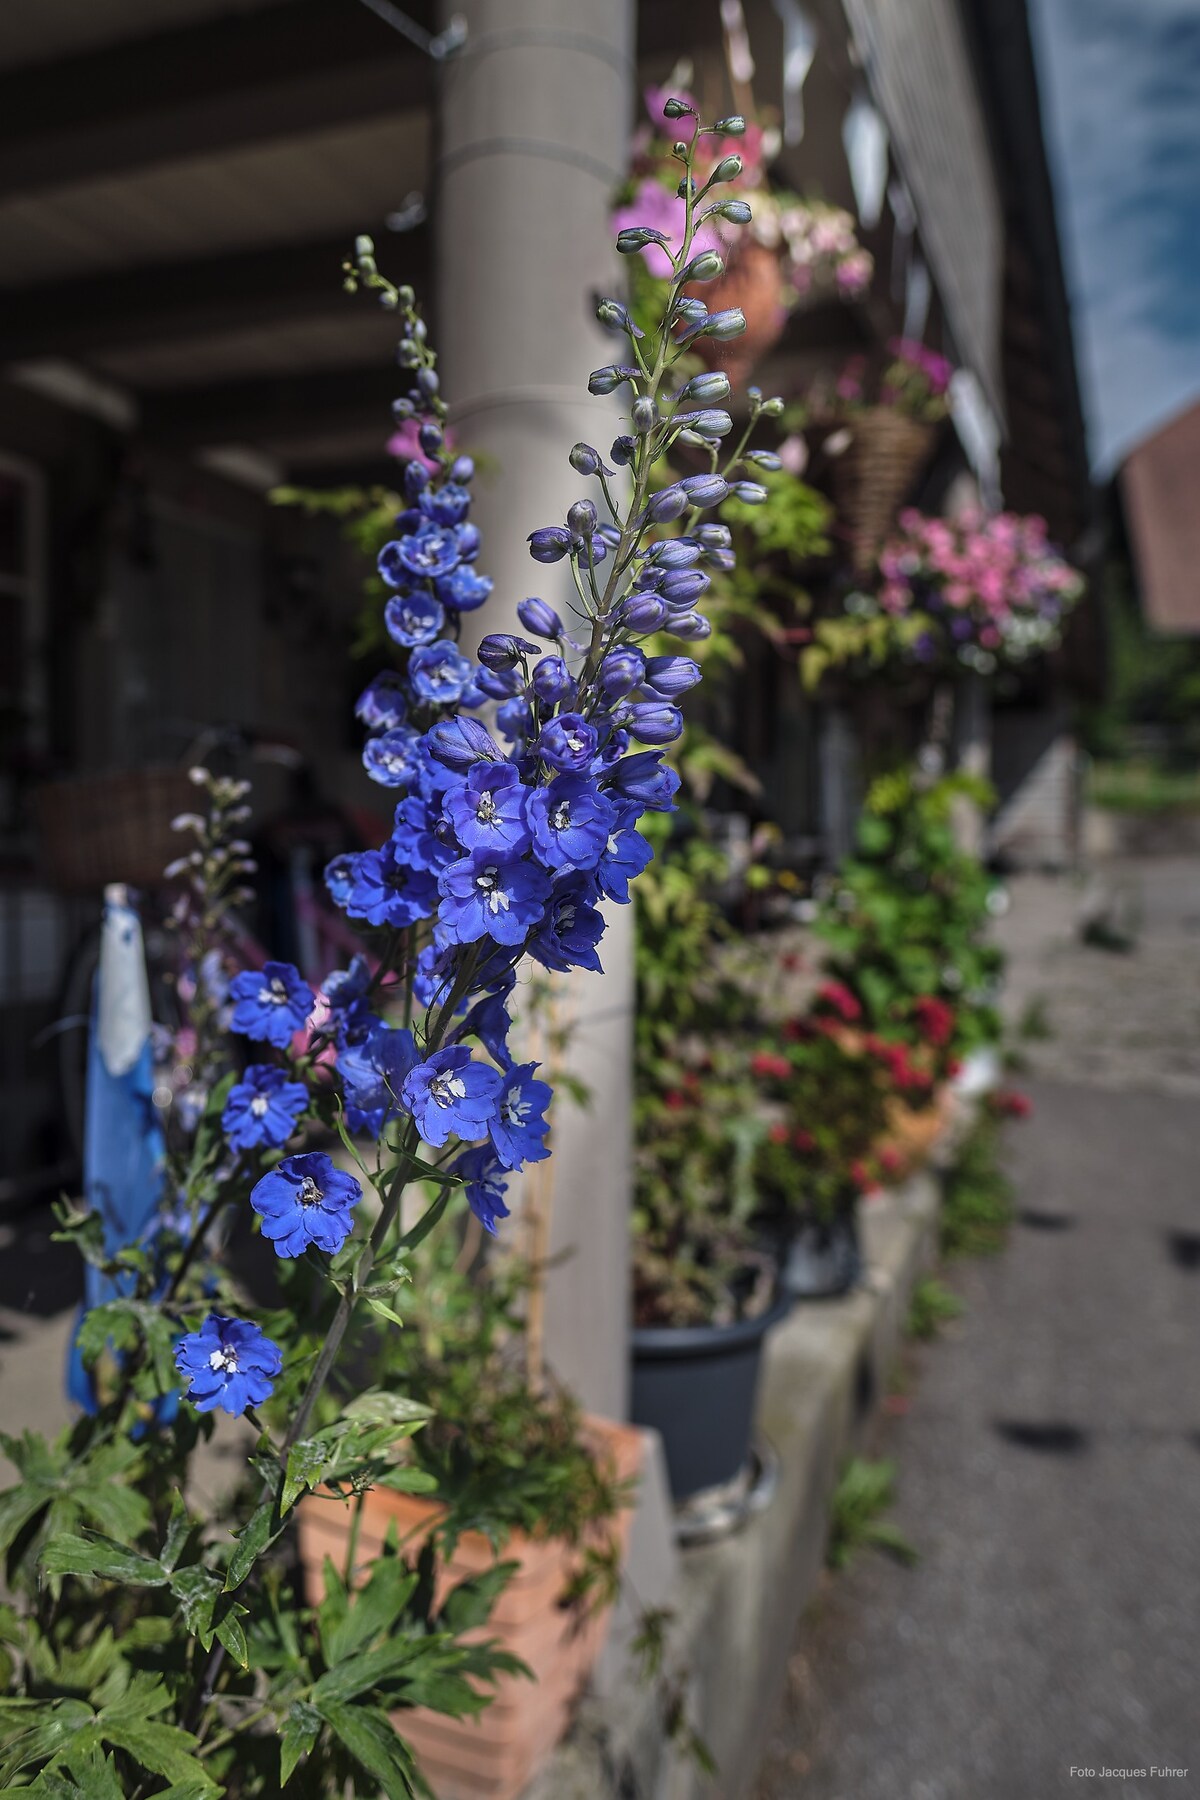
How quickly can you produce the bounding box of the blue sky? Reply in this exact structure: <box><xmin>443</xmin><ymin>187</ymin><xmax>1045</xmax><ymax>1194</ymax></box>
<box><xmin>1028</xmin><ymin>0</ymin><xmax>1200</xmax><ymax>476</ymax></box>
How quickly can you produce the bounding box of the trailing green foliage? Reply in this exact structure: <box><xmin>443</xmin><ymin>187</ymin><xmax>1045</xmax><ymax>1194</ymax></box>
<box><xmin>939</xmin><ymin>1114</ymin><xmax>1014</xmax><ymax>1259</ymax></box>
<box><xmin>815</xmin><ymin>766</ymin><xmax>1004</xmax><ymax>1061</ymax></box>
<box><xmin>826</xmin><ymin>1458</ymin><xmax>918</xmax><ymax>1571</ymax></box>
<box><xmin>905</xmin><ymin>1275</ymin><xmax>966</xmax><ymax>1341</ymax></box>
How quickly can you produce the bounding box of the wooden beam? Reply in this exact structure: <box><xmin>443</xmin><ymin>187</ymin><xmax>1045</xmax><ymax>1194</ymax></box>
<box><xmin>2</xmin><ymin>229</ymin><xmax>431</xmax><ymax>362</ymax></box>
<box><xmin>140</xmin><ymin>363</ymin><xmax>402</xmax><ymax>449</ymax></box>
<box><xmin>0</xmin><ymin>0</ymin><xmax>432</xmax><ymax>202</ymax></box>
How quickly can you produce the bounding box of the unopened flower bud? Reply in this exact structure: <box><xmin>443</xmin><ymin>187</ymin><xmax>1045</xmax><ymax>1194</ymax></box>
<box><xmin>647</xmin><ymin>485</ymin><xmax>688</xmax><ymax>524</ymax></box>
<box><xmin>631</xmin><ymin>396</ymin><xmax>658</xmax><ymax>434</ymax></box>
<box><xmin>611</xmin><ymin>435</ymin><xmax>637</xmax><ymax>466</ymax></box>
<box><xmin>680</xmin><ymin>249</ymin><xmax>723</xmax><ymax>283</ymax></box>
<box><xmin>746</xmin><ymin>450</ymin><xmax>782</xmax><ymax>472</ymax></box>
<box><xmin>660</xmin><ymin>568</ymin><xmax>711</xmax><ymax>605</ymax></box>
<box><xmin>681</xmin><ymin>371</ymin><xmax>731</xmax><ymax>403</ymax></box>
<box><xmin>680</xmin><ymin>472</ymin><xmax>729</xmax><ymax>507</ymax></box>
<box><xmin>570</xmin><ymin>442</ymin><xmax>612</xmax><ymax>477</ymax></box>
<box><xmin>703</xmin><ymin>308</ymin><xmax>747</xmax><ymax>339</ymax></box>
<box><xmin>450</xmin><ymin>455</ymin><xmax>475</xmax><ymax>482</ymax></box>
<box><xmin>404</xmin><ymin>461</ymin><xmax>430</xmax><ymax>498</ymax></box>
<box><xmin>597</xmin><ymin>298</ymin><xmax>644</xmax><ymax>338</ymax></box>
<box><xmin>528</xmin><ymin>526</ymin><xmax>573</xmax><ymax>563</ymax></box>
<box><xmin>619</xmin><ymin>592</ymin><xmax>670</xmax><ymax>633</ymax></box>
<box><xmin>418</xmin><ymin>421</ymin><xmax>443</xmax><ymax>456</ymax></box>
<box><xmin>644</xmin><ymin>655</ymin><xmax>702</xmax><ymax>698</ymax></box>
<box><xmin>759</xmin><ymin>396</ymin><xmax>785</xmax><ymax>417</ymax></box>
<box><xmin>712</xmin><ymin>198</ymin><xmax>753</xmax><ymax>224</ymax></box>
<box><xmin>588</xmin><ymin>365</ymin><xmax>638</xmax><ymax>395</ymax></box>
<box><xmin>709</xmin><ymin>155</ymin><xmax>743</xmax><ymax>185</ymax></box>
<box><xmin>416</xmin><ymin>367</ymin><xmax>439</xmax><ymax>398</ymax></box>
<box><xmin>652</xmin><ymin>540</ymin><xmax>702</xmax><ymax>568</ymax></box>
<box><xmin>599</xmin><ymin>647</ymin><xmax>647</xmax><ymax>701</ymax></box>
<box><xmin>478</xmin><ymin>633</ymin><xmax>540</xmax><ymax>670</ymax></box>
<box><xmin>617</xmin><ymin>226</ymin><xmax>670</xmax><ymax>255</ymax></box>
<box><xmin>696</xmin><ymin>524</ymin><xmax>732</xmax><ymax>549</ymax></box>
<box><xmin>567</xmin><ymin>498</ymin><xmax>598</xmax><ymax>539</ymax></box>
<box><xmin>662</xmin><ymin>96</ymin><xmax>696</xmax><ymax>118</ymax></box>
<box><xmin>623</xmin><ymin>702</ymin><xmax>684</xmax><ymax>745</ymax></box>
<box><xmin>731</xmin><ymin>480</ymin><xmax>768</xmax><ymax>504</ymax></box>
<box><xmin>518</xmin><ymin>597</ymin><xmax>564</xmax><ymax>638</ymax></box>
<box><xmin>714</xmin><ymin>115</ymin><xmax>746</xmax><ymax>135</ymax></box>
<box><xmin>690</xmin><ymin>409</ymin><xmax>733</xmax><ymax>438</ymax></box>
<box><xmin>391</xmin><ymin>397</ymin><xmax>415</xmax><ymax>421</ymax></box>
<box><xmin>668</xmin><ymin>610</ymin><xmax>712</xmax><ymax>641</ymax></box>
<box><xmin>673</xmin><ymin>297</ymin><xmax>708</xmax><ymax>325</ymax></box>
<box><xmin>531</xmin><ymin>655</ymin><xmax>577</xmax><ymax>704</ymax></box>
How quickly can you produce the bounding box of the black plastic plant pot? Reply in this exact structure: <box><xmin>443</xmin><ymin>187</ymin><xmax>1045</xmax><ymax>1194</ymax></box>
<box><xmin>783</xmin><ymin>1208</ymin><xmax>862</xmax><ymax>1301</ymax></box>
<box><xmin>630</xmin><ymin>1290</ymin><xmax>792</xmax><ymax>1503</ymax></box>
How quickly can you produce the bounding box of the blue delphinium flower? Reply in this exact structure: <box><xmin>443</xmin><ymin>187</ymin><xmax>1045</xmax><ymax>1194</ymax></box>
<box><xmin>488</xmin><ymin>1062</ymin><xmax>552</xmax><ymax>1169</ymax></box>
<box><xmin>528</xmin><ymin>875</ymin><xmax>605</xmax><ymax>973</ymax></box>
<box><xmin>528</xmin><ymin>775</ymin><xmax>616</xmax><ymax>872</ymax></box>
<box><xmin>535</xmin><ymin>713</ymin><xmax>599</xmax><ymax>774</ymax></box>
<box><xmin>385</xmin><ymin>590</ymin><xmax>445</xmax><ymax>647</ymax></box>
<box><xmin>409</xmin><ymin>640</ymin><xmax>476</xmax><ymax>705</ymax></box>
<box><xmin>356</xmin><ymin>670</ymin><xmax>408</xmax><ymax>731</ymax></box>
<box><xmin>392</xmin><ymin>523</ymin><xmax>461</xmax><ymax>582</ymax></box>
<box><xmin>437</xmin><ymin>854</ymin><xmax>551</xmax><ymax>946</ymax></box>
<box><xmin>437</xmin><ymin>564</ymin><xmax>493</xmax><ymax>611</ymax></box>
<box><xmin>363</xmin><ymin>727</ymin><xmax>424</xmax><ymax>789</ymax></box>
<box><xmin>223</xmin><ymin>1064</ymin><xmax>308</xmax><ymax>1151</ymax></box>
<box><xmin>338</xmin><ymin>1024</ymin><xmax>418</xmax><ymax>1135</ymax></box>
<box><xmin>401</xmin><ymin>1046</ymin><xmax>502</xmax><ymax>1147</ymax></box>
<box><xmin>443</xmin><ymin>761</ymin><xmax>531</xmax><ymax>857</ymax></box>
<box><xmin>595</xmin><ymin>808</ymin><xmax>655</xmax><ymax>902</ymax></box>
<box><xmin>251</xmin><ymin>1151</ymin><xmax>362</xmax><ymax>1257</ymax></box>
<box><xmin>450</xmin><ymin>1146</ymin><xmax>512</xmax><ymax>1235</ymax></box>
<box><xmin>229</xmin><ymin>961</ymin><xmax>314</xmax><ymax>1048</ymax></box>
<box><xmin>175</xmin><ymin>1314</ymin><xmax>283</xmax><ymax>1415</ymax></box>
<box><xmin>342</xmin><ymin>844</ymin><xmax>438</xmax><ymax>928</ymax></box>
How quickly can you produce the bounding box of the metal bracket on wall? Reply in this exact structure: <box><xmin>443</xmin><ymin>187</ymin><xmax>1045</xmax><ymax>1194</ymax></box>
<box><xmin>356</xmin><ymin>0</ymin><xmax>467</xmax><ymax>61</ymax></box>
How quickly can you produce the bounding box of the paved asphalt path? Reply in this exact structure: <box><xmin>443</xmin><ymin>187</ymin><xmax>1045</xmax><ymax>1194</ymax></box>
<box><xmin>753</xmin><ymin>871</ymin><xmax>1200</xmax><ymax>1800</ymax></box>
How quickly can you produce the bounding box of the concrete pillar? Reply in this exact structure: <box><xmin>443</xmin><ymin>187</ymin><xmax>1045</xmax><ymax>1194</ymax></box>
<box><xmin>435</xmin><ymin>0</ymin><xmax>636</xmax><ymax>1419</ymax></box>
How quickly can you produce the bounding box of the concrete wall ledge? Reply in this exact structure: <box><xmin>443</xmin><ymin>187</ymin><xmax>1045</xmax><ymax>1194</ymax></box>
<box><xmin>525</xmin><ymin>1169</ymin><xmax>942</xmax><ymax>1800</ymax></box>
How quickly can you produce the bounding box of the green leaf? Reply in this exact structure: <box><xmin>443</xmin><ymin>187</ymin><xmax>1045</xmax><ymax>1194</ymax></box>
<box><xmin>279</xmin><ymin>1699</ymin><xmax>322</xmax><ymax>1785</ymax></box>
<box><xmin>224</xmin><ymin>1497</ymin><xmax>280</xmax><ymax>1592</ymax></box>
<box><xmin>169</xmin><ymin>1565</ymin><xmax>221</xmax><ymax>1646</ymax></box>
<box><xmin>40</xmin><ymin>1533</ymin><xmax>166</xmax><ymax>1587</ymax></box>
<box><xmin>315</xmin><ymin>1700</ymin><xmax>417</xmax><ymax>1800</ymax></box>
<box><xmin>343</xmin><ymin>1392</ymin><xmax>432</xmax><ymax>1429</ymax></box>
<box><xmin>281</xmin><ymin>1438</ymin><xmax>332</xmax><ymax>1515</ymax></box>
<box><xmin>160</xmin><ymin>1493</ymin><xmax>192</xmax><ymax>1575</ymax></box>
<box><xmin>366</xmin><ymin>1294</ymin><xmax>407</xmax><ymax>1329</ymax></box>
<box><xmin>0</xmin><ymin>1699</ymin><xmax>93</xmax><ymax>1785</ymax></box>
<box><xmin>321</xmin><ymin>1555</ymin><xmax>418</xmax><ymax>1665</ymax></box>
<box><xmin>213</xmin><ymin>1605</ymin><xmax>249</xmax><ymax>1670</ymax></box>
<box><xmin>437</xmin><ymin>1561</ymin><xmax>518</xmax><ymax>1636</ymax></box>
<box><xmin>312</xmin><ymin>1638</ymin><xmax>427</xmax><ymax>1707</ymax></box>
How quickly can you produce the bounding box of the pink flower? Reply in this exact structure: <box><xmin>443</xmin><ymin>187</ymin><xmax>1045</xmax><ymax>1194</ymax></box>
<box><xmin>387</xmin><ymin>419</ymin><xmax>451</xmax><ymax>469</ymax></box>
<box><xmin>611</xmin><ymin>179</ymin><xmax>725</xmax><ymax>280</ymax></box>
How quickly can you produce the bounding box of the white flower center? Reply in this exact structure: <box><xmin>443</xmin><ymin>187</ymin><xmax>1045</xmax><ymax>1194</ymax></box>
<box><xmin>250</xmin><ymin>1096</ymin><xmax>269</xmax><ymax>1118</ymax></box>
<box><xmin>431</xmin><ymin>1072</ymin><xmax>468</xmax><ymax>1107</ymax></box>
<box><xmin>557</xmin><ymin>903</ymin><xmax>576</xmax><ymax>932</ymax></box>
<box><xmin>476</xmin><ymin>793</ymin><xmax>498</xmax><ymax>823</ymax></box>
<box><xmin>475</xmin><ymin>866</ymin><xmax>510</xmax><ymax>914</ymax></box>
<box><xmin>502</xmin><ymin>1086</ymin><xmax>531</xmax><ymax>1126</ymax></box>
<box><xmin>565</xmin><ymin>732</ymin><xmax>584</xmax><ymax>753</ymax></box>
<box><xmin>209</xmin><ymin>1347</ymin><xmax>239</xmax><ymax>1374</ymax></box>
<box><xmin>550</xmin><ymin>802</ymin><xmax>572</xmax><ymax>831</ymax></box>
<box><xmin>297</xmin><ymin>1174</ymin><xmax>323</xmax><ymax>1206</ymax></box>
<box><xmin>260</xmin><ymin>976</ymin><xmax>288</xmax><ymax>1006</ymax></box>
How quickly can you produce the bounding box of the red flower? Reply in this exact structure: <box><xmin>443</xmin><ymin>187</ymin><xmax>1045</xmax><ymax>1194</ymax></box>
<box><xmin>879</xmin><ymin>1145</ymin><xmax>903</xmax><ymax>1175</ymax></box>
<box><xmin>769</xmin><ymin>1122</ymin><xmax>789</xmax><ymax>1144</ymax></box>
<box><xmin>792</xmin><ymin>1128</ymin><xmax>815</xmax><ymax>1152</ymax></box>
<box><xmin>663</xmin><ymin>1090</ymin><xmax>688</xmax><ymax>1111</ymax></box>
<box><xmin>816</xmin><ymin>980</ymin><xmax>862</xmax><ymax>1023</ymax></box>
<box><xmin>993</xmin><ymin>1089</ymin><xmax>1032</xmax><ymax>1119</ymax></box>
<box><xmin>912</xmin><ymin>995</ymin><xmax>955</xmax><ymax>1048</ymax></box>
<box><xmin>751</xmin><ymin>1051</ymin><xmax>791</xmax><ymax>1080</ymax></box>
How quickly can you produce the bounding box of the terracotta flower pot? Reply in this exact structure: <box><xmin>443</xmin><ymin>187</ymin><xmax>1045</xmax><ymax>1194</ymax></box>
<box><xmin>296</xmin><ymin>1416</ymin><xmax>642</xmax><ymax>1800</ymax></box>
<box><xmin>685</xmin><ymin>237</ymin><xmax>788</xmax><ymax>390</ymax></box>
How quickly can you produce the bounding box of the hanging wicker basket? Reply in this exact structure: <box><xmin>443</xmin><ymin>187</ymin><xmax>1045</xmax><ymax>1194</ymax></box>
<box><xmin>35</xmin><ymin>765</ymin><xmax>197</xmax><ymax>893</ymax></box>
<box><xmin>832</xmin><ymin>407</ymin><xmax>937</xmax><ymax>573</ymax></box>
<box><xmin>685</xmin><ymin>237</ymin><xmax>788</xmax><ymax>390</ymax></box>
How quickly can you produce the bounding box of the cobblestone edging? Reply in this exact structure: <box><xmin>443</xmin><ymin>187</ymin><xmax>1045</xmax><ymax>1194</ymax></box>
<box><xmin>527</xmin><ymin>1169</ymin><xmax>942</xmax><ymax>1800</ymax></box>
